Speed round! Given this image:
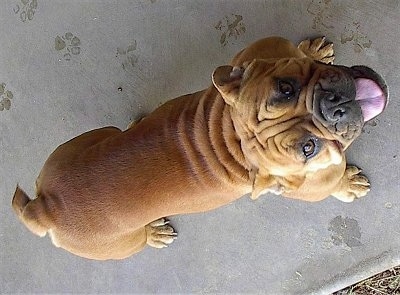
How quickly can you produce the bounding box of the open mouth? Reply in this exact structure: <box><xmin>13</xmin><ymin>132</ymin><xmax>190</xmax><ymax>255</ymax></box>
<box><xmin>312</xmin><ymin>65</ymin><xmax>388</xmax><ymax>144</ymax></box>
<box><xmin>342</xmin><ymin>65</ymin><xmax>388</xmax><ymax>123</ymax></box>
<box><xmin>354</xmin><ymin>77</ymin><xmax>387</xmax><ymax>122</ymax></box>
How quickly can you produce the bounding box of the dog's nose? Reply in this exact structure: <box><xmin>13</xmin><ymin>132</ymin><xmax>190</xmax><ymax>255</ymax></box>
<box><xmin>315</xmin><ymin>68</ymin><xmax>362</xmax><ymax>126</ymax></box>
<box><xmin>314</xmin><ymin>85</ymin><xmax>363</xmax><ymax>140</ymax></box>
<box><xmin>319</xmin><ymin>91</ymin><xmax>353</xmax><ymax>123</ymax></box>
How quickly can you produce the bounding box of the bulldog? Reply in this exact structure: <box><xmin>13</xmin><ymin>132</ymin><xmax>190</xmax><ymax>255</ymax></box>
<box><xmin>12</xmin><ymin>37</ymin><xmax>388</xmax><ymax>260</ymax></box>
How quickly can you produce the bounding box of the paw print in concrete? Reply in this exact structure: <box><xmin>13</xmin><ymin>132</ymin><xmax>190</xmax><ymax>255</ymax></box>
<box><xmin>116</xmin><ymin>40</ymin><xmax>139</xmax><ymax>72</ymax></box>
<box><xmin>55</xmin><ymin>33</ymin><xmax>81</xmax><ymax>61</ymax></box>
<box><xmin>307</xmin><ymin>0</ymin><xmax>335</xmax><ymax>31</ymax></box>
<box><xmin>13</xmin><ymin>0</ymin><xmax>38</xmax><ymax>22</ymax></box>
<box><xmin>328</xmin><ymin>216</ymin><xmax>362</xmax><ymax>248</ymax></box>
<box><xmin>341</xmin><ymin>22</ymin><xmax>372</xmax><ymax>53</ymax></box>
<box><xmin>0</xmin><ymin>83</ymin><xmax>14</xmax><ymax>111</ymax></box>
<box><xmin>215</xmin><ymin>14</ymin><xmax>246</xmax><ymax>47</ymax></box>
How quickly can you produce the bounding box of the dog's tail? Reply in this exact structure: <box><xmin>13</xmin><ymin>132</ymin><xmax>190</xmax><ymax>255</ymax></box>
<box><xmin>12</xmin><ymin>185</ymin><xmax>48</xmax><ymax>237</ymax></box>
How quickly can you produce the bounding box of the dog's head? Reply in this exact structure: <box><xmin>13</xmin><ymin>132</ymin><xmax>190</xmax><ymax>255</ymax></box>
<box><xmin>212</xmin><ymin>58</ymin><xmax>388</xmax><ymax>197</ymax></box>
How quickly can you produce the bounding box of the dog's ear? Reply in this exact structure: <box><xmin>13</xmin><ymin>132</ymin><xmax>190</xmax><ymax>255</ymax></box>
<box><xmin>250</xmin><ymin>172</ymin><xmax>306</xmax><ymax>200</ymax></box>
<box><xmin>212</xmin><ymin>65</ymin><xmax>245</xmax><ymax>106</ymax></box>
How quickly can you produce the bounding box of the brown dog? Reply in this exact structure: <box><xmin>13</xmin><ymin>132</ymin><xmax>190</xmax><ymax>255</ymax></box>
<box><xmin>12</xmin><ymin>37</ymin><xmax>388</xmax><ymax>260</ymax></box>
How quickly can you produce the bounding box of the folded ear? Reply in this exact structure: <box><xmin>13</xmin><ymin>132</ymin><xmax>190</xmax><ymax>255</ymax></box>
<box><xmin>251</xmin><ymin>173</ymin><xmax>280</xmax><ymax>200</ymax></box>
<box><xmin>250</xmin><ymin>172</ymin><xmax>306</xmax><ymax>200</ymax></box>
<box><xmin>212</xmin><ymin>65</ymin><xmax>244</xmax><ymax>105</ymax></box>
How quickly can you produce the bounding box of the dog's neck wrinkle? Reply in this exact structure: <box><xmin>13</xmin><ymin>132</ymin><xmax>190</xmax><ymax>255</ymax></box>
<box><xmin>209</xmin><ymin>93</ymin><xmax>252</xmax><ymax>183</ymax></box>
<box><xmin>175</xmin><ymin>87</ymin><xmax>251</xmax><ymax>190</ymax></box>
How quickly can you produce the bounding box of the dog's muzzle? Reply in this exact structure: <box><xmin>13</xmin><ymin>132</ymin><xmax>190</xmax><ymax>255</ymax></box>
<box><xmin>313</xmin><ymin>68</ymin><xmax>363</xmax><ymax>140</ymax></box>
<box><xmin>312</xmin><ymin>65</ymin><xmax>388</xmax><ymax>143</ymax></box>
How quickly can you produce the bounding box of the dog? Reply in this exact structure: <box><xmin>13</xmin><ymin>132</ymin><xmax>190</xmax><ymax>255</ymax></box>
<box><xmin>12</xmin><ymin>36</ymin><xmax>388</xmax><ymax>260</ymax></box>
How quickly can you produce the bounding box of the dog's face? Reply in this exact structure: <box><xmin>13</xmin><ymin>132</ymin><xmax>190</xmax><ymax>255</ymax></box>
<box><xmin>212</xmin><ymin>58</ymin><xmax>388</xmax><ymax>191</ymax></box>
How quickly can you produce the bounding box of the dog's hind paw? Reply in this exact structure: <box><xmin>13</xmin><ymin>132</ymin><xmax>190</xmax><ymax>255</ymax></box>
<box><xmin>145</xmin><ymin>218</ymin><xmax>177</xmax><ymax>249</ymax></box>
<box><xmin>298</xmin><ymin>37</ymin><xmax>335</xmax><ymax>64</ymax></box>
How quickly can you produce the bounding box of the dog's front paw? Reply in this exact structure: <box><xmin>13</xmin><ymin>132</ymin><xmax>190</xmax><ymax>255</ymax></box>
<box><xmin>298</xmin><ymin>37</ymin><xmax>335</xmax><ymax>64</ymax></box>
<box><xmin>145</xmin><ymin>218</ymin><xmax>177</xmax><ymax>248</ymax></box>
<box><xmin>332</xmin><ymin>166</ymin><xmax>370</xmax><ymax>202</ymax></box>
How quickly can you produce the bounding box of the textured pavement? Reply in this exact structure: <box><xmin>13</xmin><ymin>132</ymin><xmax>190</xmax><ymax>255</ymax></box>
<box><xmin>1</xmin><ymin>1</ymin><xmax>399</xmax><ymax>294</ymax></box>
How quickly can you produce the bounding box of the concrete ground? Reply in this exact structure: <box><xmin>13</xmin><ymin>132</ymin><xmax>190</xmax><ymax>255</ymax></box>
<box><xmin>1</xmin><ymin>1</ymin><xmax>399</xmax><ymax>294</ymax></box>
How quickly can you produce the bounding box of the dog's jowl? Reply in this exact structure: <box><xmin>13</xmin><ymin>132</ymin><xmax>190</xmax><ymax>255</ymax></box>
<box><xmin>12</xmin><ymin>37</ymin><xmax>388</xmax><ymax>260</ymax></box>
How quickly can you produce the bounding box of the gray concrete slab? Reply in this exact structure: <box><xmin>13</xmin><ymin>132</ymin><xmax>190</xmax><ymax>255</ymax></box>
<box><xmin>1</xmin><ymin>0</ymin><xmax>399</xmax><ymax>294</ymax></box>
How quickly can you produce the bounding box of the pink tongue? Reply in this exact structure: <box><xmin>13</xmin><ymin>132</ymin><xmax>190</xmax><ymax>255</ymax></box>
<box><xmin>355</xmin><ymin>78</ymin><xmax>386</xmax><ymax>122</ymax></box>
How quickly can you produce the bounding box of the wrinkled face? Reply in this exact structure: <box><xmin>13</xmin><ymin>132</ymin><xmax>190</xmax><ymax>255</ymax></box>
<box><xmin>212</xmin><ymin>58</ymin><xmax>388</xmax><ymax>177</ymax></box>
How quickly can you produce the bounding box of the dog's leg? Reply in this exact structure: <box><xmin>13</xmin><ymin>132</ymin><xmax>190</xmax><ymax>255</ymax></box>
<box><xmin>298</xmin><ymin>37</ymin><xmax>335</xmax><ymax>64</ymax></box>
<box><xmin>145</xmin><ymin>218</ymin><xmax>177</xmax><ymax>248</ymax></box>
<box><xmin>331</xmin><ymin>166</ymin><xmax>370</xmax><ymax>202</ymax></box>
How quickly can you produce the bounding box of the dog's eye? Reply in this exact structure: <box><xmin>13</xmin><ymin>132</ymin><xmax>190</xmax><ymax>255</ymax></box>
<box><xmin>302</xmin><ymin>139</ymin><xmax>316</xmax><ymax>159</ymax></box>
<box><xmin>279</xmin><ymin>81</ymin><xmax>295</xmax><ymax>96</ymax></box>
